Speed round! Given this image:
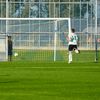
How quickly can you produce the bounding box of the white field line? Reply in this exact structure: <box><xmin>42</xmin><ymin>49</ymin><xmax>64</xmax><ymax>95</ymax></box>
<box><xmin>0</xmin><ymin>93</ymin><xmax>38</xmax><ymax>96</ymax></box>
<box><xmin>13</xmin><ymin>66</ymin><xmax>100</xmax><ymax>69</ymax></box>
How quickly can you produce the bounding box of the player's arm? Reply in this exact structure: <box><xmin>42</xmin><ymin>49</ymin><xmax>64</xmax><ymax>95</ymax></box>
<box><xmin>64</xmin><ymin>32</ymin><xmax>69</xmax><ymax>42</ymax></box>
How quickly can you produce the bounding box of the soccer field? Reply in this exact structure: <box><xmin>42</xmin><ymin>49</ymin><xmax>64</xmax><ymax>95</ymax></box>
<box><xmin>0</xmin><ymin>62</ymin><xmax>100</xmax><ymax>100</ymax></box>
<box><xmin>13</xmin><ymin>50</ymin><xmax>100</xmax><ymax>62</ymax></box>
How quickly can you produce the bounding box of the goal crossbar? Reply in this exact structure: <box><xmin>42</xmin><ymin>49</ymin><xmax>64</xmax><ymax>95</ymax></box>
<box><xmin>0</xmin><ymin>18</ymin><xmax>71</xmax><ymax>62</ymax></box>
<box><xmin>0</xmin><ymin>18</ymin><xmax>70</xmax><ymax>20</ymax></box>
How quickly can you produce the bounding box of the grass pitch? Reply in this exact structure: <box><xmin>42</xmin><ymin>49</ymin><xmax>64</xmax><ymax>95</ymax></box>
<box><xmin>13</xmin><ymin>50</ymin><xmax>100</xmax><ymax>62</ymax></box>
<box><xmin>0</xmin><ymin>62</ymin><xmax>100</xmax><ymax>100</ymax></box>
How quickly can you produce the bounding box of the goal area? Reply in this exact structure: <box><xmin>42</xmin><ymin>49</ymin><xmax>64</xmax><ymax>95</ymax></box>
<box><xmin>0</xmin><ymin>18</ymin><xmax>71</xmax><ymax>61</ymax></box>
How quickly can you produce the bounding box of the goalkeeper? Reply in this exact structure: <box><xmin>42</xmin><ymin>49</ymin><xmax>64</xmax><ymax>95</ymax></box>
<box><xmin>66</xmin><ymin>28</ymin><xmax>80</xmax><ymax>63</ymax></box>
<box><xmin>8</xmin><ymin>36</ymin><xmax>13</xmax><ymax>61</ymax></box>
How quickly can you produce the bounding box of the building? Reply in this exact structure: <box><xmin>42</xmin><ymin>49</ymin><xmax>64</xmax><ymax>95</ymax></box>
<box><xmin>0</xmin><ymin>0</ymin><xmax>99</xmax><ymax>33</ymax></box>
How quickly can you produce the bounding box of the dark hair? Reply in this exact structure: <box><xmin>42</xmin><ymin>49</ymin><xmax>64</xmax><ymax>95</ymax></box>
<box><xmin>8</xmin><ymin>36</ymin><xmax>11</xmax><ymax>38</ymax></box>
<box><xmin>71</xmin><ymin>28</ymin><xmax>75</xmax><ymax>33</ymax></box>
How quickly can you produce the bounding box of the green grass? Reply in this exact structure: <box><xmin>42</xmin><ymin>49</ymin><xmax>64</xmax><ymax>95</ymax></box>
<box><xmin>13</xmin><ymin>50</ymin><xmax>100</xmax><ymax>62</ymax></box>
<box><xmin>0</xmin><ymin>62</ymin><xmax>100</xmax><ymax>100</ymax></box>
<box><xmin>13</xmin><ymin>50</ymin><xmax>54</xmax><ymax>61</ymax></box>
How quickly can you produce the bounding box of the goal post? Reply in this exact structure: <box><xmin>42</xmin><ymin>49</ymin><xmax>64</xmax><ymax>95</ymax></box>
<box><xmin>0</xmin><ymin>34</ymin><xmax>8</xmax><ymax>61</ymax></box>
<box><xmin>0</xmin><ymin>18</ymin><xmax>71</xmax><ymax>61</ymax></box>
<box><xmin>95</xmin><ymin>34</ymin><xmax>100</xmax><ymax>62</ymax></box>
<box><xmin>53</xmin><ymin>19</ymin><xmax>71</xmax><ymax>61</ymax></box>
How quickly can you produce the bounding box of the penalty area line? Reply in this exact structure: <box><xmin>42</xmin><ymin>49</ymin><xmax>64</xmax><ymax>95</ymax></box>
<box><xmin>13</xmin><ymin>67</ymin><xmax>100</xmax><ymax>69</ymax></box>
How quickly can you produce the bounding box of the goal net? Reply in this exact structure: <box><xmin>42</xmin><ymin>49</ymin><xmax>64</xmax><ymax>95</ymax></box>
<box><xmin>0</xmin><ymin>18</ymin><xmax>71</xmax><ymax>61</ymax></box>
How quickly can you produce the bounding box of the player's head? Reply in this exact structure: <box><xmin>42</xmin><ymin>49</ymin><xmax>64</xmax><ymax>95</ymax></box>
<box><xmin>8</xmin><ymin>36</ymin><xmax>12</xmax><ymax>40</ymax></box>
<box><xmin>71</xmin><ymin>28</ymin><xmax>75</xmax><ymax>33</ymax></box>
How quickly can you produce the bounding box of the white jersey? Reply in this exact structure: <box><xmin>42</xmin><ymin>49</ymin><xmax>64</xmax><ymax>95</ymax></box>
<box><xmin>68</xmin><ymin>33</ymin><xmax>78</xmax><ymax>45</ymax></box>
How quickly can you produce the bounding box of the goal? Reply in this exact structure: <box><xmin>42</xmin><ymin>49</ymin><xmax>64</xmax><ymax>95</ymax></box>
<box><xmin>0</xmin><ymin>18</ymin><xmax>71</xmax><ymax>61</ymax></box>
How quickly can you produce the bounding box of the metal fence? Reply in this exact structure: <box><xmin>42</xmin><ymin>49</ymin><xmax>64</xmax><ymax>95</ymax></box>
<box><xmin>0</xmin><ymin>0</ymin><xmax>99</xmax><ymax>62</ymax></box>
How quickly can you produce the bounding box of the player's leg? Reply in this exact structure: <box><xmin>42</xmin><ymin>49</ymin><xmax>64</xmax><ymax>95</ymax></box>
<box><xmin>68</xmin><ymin>45</ymin><xmax>73</xmax><ymax>63</ymax></box>
<box><xmin>68</xmin><ymin>51</ymin><xmax>72</xmax><ymax>63</ymax></box>
<box><xmin>8</xmin><ymin>51</ymin><xmax>12</xmax><ymax>61</ymax></box>
<box><xmin>74</xmin><ymin>45</ymin><xmax>80</xmax><ymax>53</ymax></box>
